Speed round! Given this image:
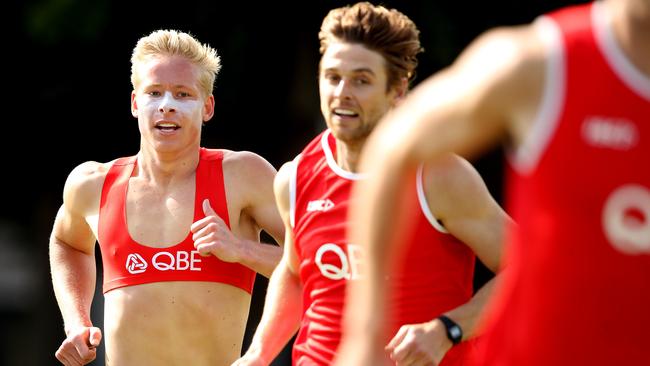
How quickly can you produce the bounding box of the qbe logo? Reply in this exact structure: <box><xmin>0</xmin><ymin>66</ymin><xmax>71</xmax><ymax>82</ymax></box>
<box><xmin>126</xmin><ymin>253</ymin><xmax>148</xmax><ymax>274</ymax></box>
<box><xmin>125</xmin><ymin>251</ymin><xmax>203</xmax><ymax>274</ymax></box>
<box><xmin>315</xmin><ymin>243</ymin><xmax>363</xmax><ymax>280</ymax></box>
<box><xmin>603</xmin><ymin>184</ymin><xmax>650</xmax><ymax>254</ymax></box>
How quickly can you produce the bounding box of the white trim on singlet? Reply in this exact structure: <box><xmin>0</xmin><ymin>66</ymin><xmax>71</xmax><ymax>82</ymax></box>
<box><xmin>416</xmin><ymin>164</ymin><xmax>449</xmax><ymax>234</ymax></box>
<box><xmin>508</xmin><ymin>16</ymin><xmax>566</xmax><ymax>174</ymax></box>
<box><xmin>592</xmin><ymin>1</ymin><xmax>650</xmax><ymax>100</ymax></box>
<box><xmin>289</xmin><ymin>154</ymin><xmax>300</xmax><ymax>229</ymax></box>
<box><xmin>321</xmin><ymin>130</ymin><xmax>367</xmax><ymax>181</ymax></box>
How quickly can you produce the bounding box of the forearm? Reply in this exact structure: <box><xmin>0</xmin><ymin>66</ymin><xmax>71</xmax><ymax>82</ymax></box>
<box><xmin>49</xmin><ymin>237</ymin><xmax>97</xmax><ymax>333</ymax></box>
<box><xmin>236</xmin><ymin>239</ymin><xmax>283</xmax><ymax>278</ymax></box>
<box><xmin>443</xmin><ymin>277</ymin><xmax>496</xmax><ymax>340</ymax></box>
<box><xmin>245</xmin><ymin>259</ymin><xmax>302</xmax><ymax>362</ymax></box>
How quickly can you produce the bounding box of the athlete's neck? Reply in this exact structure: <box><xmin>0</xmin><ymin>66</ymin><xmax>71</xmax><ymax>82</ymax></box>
<box><xmin>136</xmin><ymin>144</ymin><xmax>199</xmax><ymax>186</ymax></box>
<box><xmin>335</xmin><ymin>139</ymin><xmax>365</xmax><ymax>173</ymax></box>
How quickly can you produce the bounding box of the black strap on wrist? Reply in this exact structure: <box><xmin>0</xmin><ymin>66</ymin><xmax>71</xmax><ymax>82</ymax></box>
<box><xmin>438</xmin><ymin>314</ymin><xmax>463</xmax><ymax>345</ymax></box>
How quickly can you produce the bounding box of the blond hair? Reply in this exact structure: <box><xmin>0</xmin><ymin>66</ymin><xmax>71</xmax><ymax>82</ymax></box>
<box><xmin>130</xmin><ymin>29</ymin><xmax>221</xmax><ymax>97</ymax></box>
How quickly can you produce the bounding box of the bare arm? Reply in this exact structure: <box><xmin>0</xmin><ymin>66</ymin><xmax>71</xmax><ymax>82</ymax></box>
<box><xmin>237</xmin><ymin>152</ymin><xmax>285</xmax><ymax>276</ymax></box>
<box><xmin>233</xmin><ymin>161</ymin><xmax>303</xmax><ymax>366</ymax></box>
<box><xmin>338</xmin><ymin>25</ymin><xmax>544</xmax><ymax>365</ymax></box>
<box><xmin>193</xmin><ymin>151</ymin><xmax>284</xmax><ymax>278</ymax></box>
<box><xmin>50</xmin><ymin>162</ymin><xmax>105</xmax><ymax>365</ymax></box>
<box><xmin>226</xmin><ymin>237</ymin><xmax>284</xmax><ymax>279</ymax></box>
<box><xmin>426</xmin><ymin>156</ymin><xmax>510</xmax><ymax>335</ymax></box>
<box><xmin>385</xmin><ymin>156</ymin><xmax>512</xmax><ymax>365</ymax></box>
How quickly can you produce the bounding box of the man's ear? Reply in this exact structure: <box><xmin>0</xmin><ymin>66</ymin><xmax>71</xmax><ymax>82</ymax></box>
<box><xmin>131</xmin><ymin>91</ymin><xmax>138</xmax><ymax>118</ymax></box>
<box><xmin>392</xmin><ymin>77</ymin><xmax>409</xmax><ymax>107</ymax></box>
<box><xmin>203</xmin><ymin>95</ymin><xmax>215</xmax><ymax>122</ymax></box>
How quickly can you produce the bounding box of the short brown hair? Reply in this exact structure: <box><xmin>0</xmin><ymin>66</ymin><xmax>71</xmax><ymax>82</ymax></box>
<box><xmin>319</xmin><ymin>2</ymin><xmax>423</xmax><ymax>90</ymax></box>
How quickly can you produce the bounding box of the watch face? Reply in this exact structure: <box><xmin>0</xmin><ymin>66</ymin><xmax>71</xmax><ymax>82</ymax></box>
<box><xmin>450</xmin><ymin>326</ymin><xmax>462</xmax><ymax>340</ymax></box>
<box><xmin>439</xmin><ymin>315</ymin><xmax>463</xmax><ymax>344</ymax></box>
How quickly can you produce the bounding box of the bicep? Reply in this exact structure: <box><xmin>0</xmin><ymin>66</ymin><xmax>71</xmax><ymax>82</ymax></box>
<box><xmin>241</xmin><ymin>155</ymin><xmax>285</xmax><ymax>246</ymax></box>
<box><xmin>51</xmin><ymin>162</ymin><xmax>104</xmax><ymax>255</ymax></box>
<box><xmin>443</xmin><ymin>198</ymin><xmax>509</xmax><ymax>273</ymax></box>
<box><xmin>428</xmin><ymin>159</ymin><xmax>511</xmax><ymax>273</ymax></box>
<box><xmin>51</xmin><ymin>203</ymin><xmax>96</xmax><ymax>255</ymax></box>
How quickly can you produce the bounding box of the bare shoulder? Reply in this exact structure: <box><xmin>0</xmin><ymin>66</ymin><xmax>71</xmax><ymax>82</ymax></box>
<box><xmin>423</xmin><ymin>154</ymin><xmax>485</xmax><ymax>195</ymax></box>
<box><xmin>274</xmin><ymin>161</ymin><xmax>296</xmax><ymax>192</ymax></box>
<box><xmin>63</xmin><ymin>160</ymin><xmax>114</xmax><ymax>215</ymax></box>
<box><xmin>222</xmin><ymin>150</ymin><xmax>277</xmax><ymax>182</ymax></box>
<box><xmin>274</xmin><ymin>160</ymin><xmax>296</xmax><ymax>204</ymax></box>
<box><xmin>271</xmin><ymin>160</ymin><xmax>297</xmax><ymax>225</ymax></box>
<box><xmin>451</xmin><ymin>22</ymin><xmax>549</xmax><ymax>142</ymax></box>
<box><xmin>221</xmin><ymin>150</ymin><xmax>278</xmax><ymax>212</ymax></box>
<box><xmin>449</xmin><ymin>22</ymin><xmax>548</xmax><ymax>107</ymax></box>
<box><xmin>421</xmin><ymin>154</ymin><xmax>499</xmax><ymax>221</ymax></box>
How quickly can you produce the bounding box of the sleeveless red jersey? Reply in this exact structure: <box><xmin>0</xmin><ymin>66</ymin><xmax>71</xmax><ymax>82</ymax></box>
<box><xmin>98</xmin><ymin>148</ymin><xmax>256</xmax><ymax>294</ymax></box>
<box><xmin>291</xmin><ymin>130</ymin><xmax>476</xmax><ymax>365</ymax></box>
<box><xmin>475</xmin><ymin>3</ymin><xmax>650</xmax><ymax>365</ymax></box>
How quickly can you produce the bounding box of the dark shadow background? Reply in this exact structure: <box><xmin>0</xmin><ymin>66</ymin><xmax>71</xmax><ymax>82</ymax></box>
<box><xmin>0</xmin><ymin>0</ymin><xmax>586</xmax><ymax>365</ymax></box>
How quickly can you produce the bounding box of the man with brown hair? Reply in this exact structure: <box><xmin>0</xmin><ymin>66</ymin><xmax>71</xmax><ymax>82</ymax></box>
<box><xmin>235</xmin><ymin>3</ymin><xmax>509</xmax><ymax>365</ymax></box>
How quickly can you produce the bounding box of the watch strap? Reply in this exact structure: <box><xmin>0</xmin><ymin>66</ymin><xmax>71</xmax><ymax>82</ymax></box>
<box><xmin>438</xmin><ymin>314</ymin><xmax>463</xmax><ymax>345</ymax></box>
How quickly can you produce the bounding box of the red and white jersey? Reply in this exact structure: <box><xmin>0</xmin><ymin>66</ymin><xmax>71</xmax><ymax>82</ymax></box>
<box><xmin>98</xmin><ymin>148</ymin><xmax>256</xmax><ymax>294</ymax></box>
<box><xmin>291</xmin><ymin>130</ymin><xmax>476</xmax><ymax>365</ymax></box>
<box><xmin>476</xmin><ymin>3</ymin><xmax>650</xmax><ymax>365</ymax></box>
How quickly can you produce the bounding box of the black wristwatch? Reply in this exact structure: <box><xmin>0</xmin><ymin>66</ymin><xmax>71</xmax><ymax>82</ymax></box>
<box><xmin>438</xmin><ymin>315</ymin><xmax>463</xmax><ymax>345</ymax></box>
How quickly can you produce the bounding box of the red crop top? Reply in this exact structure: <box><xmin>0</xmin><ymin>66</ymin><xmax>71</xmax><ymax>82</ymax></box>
<box><xmin>97</xmin><ymin>148</ymin><xmax>256</xmax><ymax>294</ymax></box>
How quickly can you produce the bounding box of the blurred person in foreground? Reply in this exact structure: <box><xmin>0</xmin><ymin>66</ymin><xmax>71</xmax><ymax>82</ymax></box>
<box><xmin>339</xmin><ymin>0</ymin><xmax>650</xmax><ymax>365</ymax></box>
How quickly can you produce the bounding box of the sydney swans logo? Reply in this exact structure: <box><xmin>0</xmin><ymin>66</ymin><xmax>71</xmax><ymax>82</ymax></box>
<box><xmin>126</xmin><ymin>253</ymin><xmax>148</xmax><ymax>274</ymax></box>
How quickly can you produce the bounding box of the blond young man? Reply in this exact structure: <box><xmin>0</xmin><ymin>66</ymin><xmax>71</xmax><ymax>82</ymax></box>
<box><xmin>50</xmin><ymin>30</ymin><xmax>284</xmax><ymax>366</ymax></box>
